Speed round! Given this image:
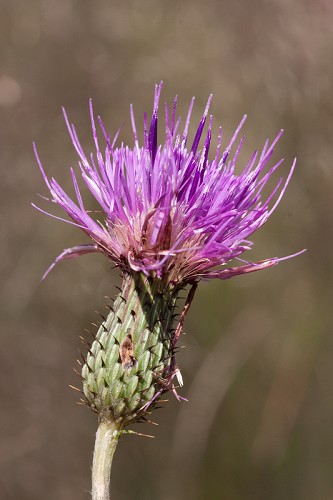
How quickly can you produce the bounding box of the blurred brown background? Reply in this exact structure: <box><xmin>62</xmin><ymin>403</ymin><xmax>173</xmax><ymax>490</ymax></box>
<box><xmin>1</xmin><ymin>0</ymin><xmax>332</xmax><ymax>499</ymax></box>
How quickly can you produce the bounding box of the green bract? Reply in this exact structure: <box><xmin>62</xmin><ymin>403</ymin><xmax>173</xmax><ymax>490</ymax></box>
<box><xmin>82</xmin><ymin>273</ymin><xmax>180</xmax><ymax>425</ymax></box>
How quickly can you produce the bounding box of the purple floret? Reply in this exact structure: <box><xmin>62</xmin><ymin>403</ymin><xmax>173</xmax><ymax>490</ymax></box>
<box><xmin>34</xmin><ymin>82</ymin><xmax>304</xmax><ymax>284</ymax></box>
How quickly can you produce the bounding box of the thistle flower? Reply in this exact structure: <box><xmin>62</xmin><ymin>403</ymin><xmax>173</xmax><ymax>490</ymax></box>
<box><xmin>34</xmin><ymin>82</ymin><xmax>303</xmax><ymax>500</ymax></box>
<box><xmin>34</xmin><ymin>82</ymin><xmax>300</xmax><ymax>285</ymax></box>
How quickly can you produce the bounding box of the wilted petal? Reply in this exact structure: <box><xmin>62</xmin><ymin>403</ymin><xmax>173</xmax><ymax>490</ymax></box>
<box><xmin>42</xmin><ymin>244</ymin><xmax>99</xmax><ymax>280</ymax></box>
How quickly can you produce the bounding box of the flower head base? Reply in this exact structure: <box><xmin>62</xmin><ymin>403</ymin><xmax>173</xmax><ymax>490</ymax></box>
<box><xmin>34</xmin><ymin>82</ymin><xmax>302</xmax><ymax>284</ymax></box>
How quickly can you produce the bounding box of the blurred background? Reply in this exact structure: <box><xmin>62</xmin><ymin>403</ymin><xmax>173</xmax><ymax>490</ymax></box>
<box><xmin>1</xmin><ymin>0</ymin><xmax>332</xmax><ymax>498</ymax></box>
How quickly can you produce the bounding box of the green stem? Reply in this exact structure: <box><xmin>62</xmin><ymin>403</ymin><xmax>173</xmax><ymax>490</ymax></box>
<box><xmin>92</xmin><ymin>420</ymin><xmax>120</xmax><ymax>500</ymax></box>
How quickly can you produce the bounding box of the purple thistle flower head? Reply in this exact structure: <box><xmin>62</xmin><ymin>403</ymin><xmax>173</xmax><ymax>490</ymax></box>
<box><xmin>34</xmin><ymin>82</ymin><xmax>303</xmax><ymax>284</ymax></box>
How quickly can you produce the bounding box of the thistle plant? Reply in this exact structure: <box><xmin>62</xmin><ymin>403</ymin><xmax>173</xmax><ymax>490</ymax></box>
<box><xmin>34</xmin><ymin>82</ymin><xmax>303</xmax><ymax>499</ymax></box>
